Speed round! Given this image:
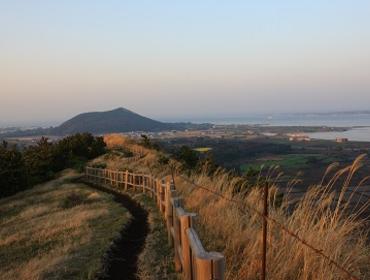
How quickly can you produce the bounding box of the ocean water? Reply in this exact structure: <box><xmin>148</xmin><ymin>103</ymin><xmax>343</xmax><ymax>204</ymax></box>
<box><xmin>307</xmin><ymin>127</ymin><xmax>370</xmax><ymax>142</ymax></box>
<box><xmin>189</xmin><ymin>112</ymin><xmax>370</xmax><ymax>142</ymax></box>
<box><xmin>190</xmin><ymin>113</ymin><xmax>370</xmax><ymax>127</ymax></box>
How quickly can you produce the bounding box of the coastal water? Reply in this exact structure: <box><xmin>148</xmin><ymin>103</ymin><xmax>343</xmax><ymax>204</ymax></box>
<box><xmin>185</xmin><ymin>112</ymin><xmax>370</xmax><ymax>142</ymax></box>
<box><xmin>189</xmin><ymin>113</ymin><xmax>370</xmax><ymax>127</ymax></box>
<box><xmin>307</xmin><ymin>127</ymin><xmax>370</xmax><ymax>142</ymax></box>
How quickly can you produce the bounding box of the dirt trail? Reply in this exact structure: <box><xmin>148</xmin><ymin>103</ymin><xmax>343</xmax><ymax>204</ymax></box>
<box><xmin>85</xmin><ymin>182</ymin><xmax>149</xmax><ymax>280</ymax></box>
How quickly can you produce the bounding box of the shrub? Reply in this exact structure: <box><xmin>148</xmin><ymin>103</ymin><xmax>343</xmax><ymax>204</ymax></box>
<box><xmin>158</xmin><ymin>154</ymin><xmax>170</xmax><ymax>165</ymax></box>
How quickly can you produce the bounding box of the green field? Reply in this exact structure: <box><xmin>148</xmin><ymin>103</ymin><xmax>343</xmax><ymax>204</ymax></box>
<box><xmin>193</xmin><ymin>147</ymin><xmax>213</xmax><ymax>153</ymax></box>
<box><xmin>240</xmin><ymin>154</ymin><xmax>329</xmax><ymax>173</ymax></box>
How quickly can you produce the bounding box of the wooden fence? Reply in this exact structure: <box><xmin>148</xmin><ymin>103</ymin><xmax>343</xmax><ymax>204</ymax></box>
<box><xmin>85</xmin><ymin>166</ymin><xmax>225</xmax><ymax>280</ymax></box>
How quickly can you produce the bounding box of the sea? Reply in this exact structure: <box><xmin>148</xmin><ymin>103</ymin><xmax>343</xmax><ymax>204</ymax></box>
<box><xmin>184</xmin><ymin>112</ymin><xmax>370</xmax><ymax>142</ymax></box>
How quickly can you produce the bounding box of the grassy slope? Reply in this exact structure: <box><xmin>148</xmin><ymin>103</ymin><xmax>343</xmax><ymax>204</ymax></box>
<box><xmin>0</xmin><ymin>170</ymin><xmax>130</xmax><ymax>280</ymax></box>
<box><xmin>99</xmin><ymin>135</ymin><xmax>370</xmax><ymax>280</ymax></box>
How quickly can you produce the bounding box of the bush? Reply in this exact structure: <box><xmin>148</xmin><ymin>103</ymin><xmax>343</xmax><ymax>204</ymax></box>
<box><xmin>158</xmin><ymin>154</ymin><xmax>170</xmax><ymax>165</ymax></box>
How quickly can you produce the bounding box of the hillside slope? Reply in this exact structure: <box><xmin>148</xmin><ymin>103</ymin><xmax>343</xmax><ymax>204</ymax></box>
<box><xmin>95</xmin><ymin>135</ymin><xmax>370</xmax><ymax>280</ymax></box>
<box><xmin>0</xmin><ymin>170</ymin><xmax>130</xmax><ymax>280</ymax></box>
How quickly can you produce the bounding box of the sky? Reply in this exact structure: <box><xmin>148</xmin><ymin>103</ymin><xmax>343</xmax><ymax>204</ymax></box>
<box><xmin>1</xmin><ymin>1</ymin><xmax>370</xmax><ymax>126</ymax></box>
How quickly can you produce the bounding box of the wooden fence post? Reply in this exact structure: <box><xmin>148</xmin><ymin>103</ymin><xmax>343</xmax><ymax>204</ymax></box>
<box><xmin>160</xmin><ymin>180</ymin><xmax>166</xmax><ymax>214</ymax></box>
<box><xmin>212</xmin><ymin>254</ymin><xmax>226</xmax><ymax>280</ymax></box>
<box><xmin>172</xmin><ymin>198</ymin><xmax>183</xmax><ymax>272</ymax></box>
<box><xmin>122</xmin><ymin>171</ymin><xmax>125</xmax><ymax>188</ymax></box>
<box><xmin>179</xmin><ymin>213</ymin><xmax>196</xmax><ymax>280</ymax></box>
<box><xmin>165</xmin><ymin>181</ymin><xmax>173</xmax><ymax>245</ymax></box>
<box><xmin>159</xmin><ymin>180</ymin><xmax>163</xmax><ymax>213</ymax></box>
<box><xmin>124</xmin><ymin>171</ymin><xmax>127</xmax><ymax>190</ymax></box>
<box><xmin>158</xmin><ymin>179</ymin><xmax>161</xmax><ymax>205</ymax></box>
<box><xmin>187</xmin><ymin>228</ymin><xmax>226</xmax><ymax>280</ymax></box>
<box><xmin>142</xmin><ymin>176</ymin><xmax>146</xmax><ymax>194</ymax></box>
<box><xmin>149</xmin><ymin>176</ymin><xmax>153</xmax><ymax>198</ymax></box>
<box><xmin>156</xmin><ymin>179</ymin><xmax>161</xmax><ymax>208</ymax></box>
<box><xmin>193</xmin><ymin>253</ymin><xmax>225</xmax><ymax>280</ymax></box>
<box><xmin>153</xmin><ymin>177</ymin><xmax>156</xmax><ymax>198</ymax></box>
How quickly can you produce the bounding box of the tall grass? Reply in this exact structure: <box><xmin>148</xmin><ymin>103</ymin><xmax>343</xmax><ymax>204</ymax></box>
<box><xmin>175</xmin><ymin>157</ymin><xmax>370</xmax><ymax>280</ymax></box>
<box><xmin>98</xmin><ymin>134</ymin><xmax>370</xmax><ymax>280</ymax></box>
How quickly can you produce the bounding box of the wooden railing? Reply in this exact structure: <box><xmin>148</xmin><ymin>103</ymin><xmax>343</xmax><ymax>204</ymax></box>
<box><xmin>85</xmin><ymin>166</ymin><xmax>225</xmax><ymax>280</ymax></box>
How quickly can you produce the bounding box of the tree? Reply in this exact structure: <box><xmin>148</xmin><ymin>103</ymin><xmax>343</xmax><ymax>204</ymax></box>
<box><xmin>0</xmin><ymin>133</ymin><xmax>106</xmax><ymax>198</ymax></box>
<box><xmin>140</xmin><ymin>134</ymin><xmax>160</xmax><ymax>150</ymax></box>
<box><xmin>0</xmin><ymin>142</ymin><xmax>27</xmax><ymax>197</ymax></box>
<box><xmin>176</xmin><ymin>146</ymin><xmax>199</xmax><ymax>169</ymax></box>
<box><xmin>23</xmin><ymin>137</ymin><xmax>55</xmax><ymax>184</ymax></box>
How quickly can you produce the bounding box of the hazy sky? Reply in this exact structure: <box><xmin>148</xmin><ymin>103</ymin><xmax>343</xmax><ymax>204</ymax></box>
<box><xmin>1</xmin><ymin>1</ymin><xmax>370</xmax><ymax>126</ymax></box>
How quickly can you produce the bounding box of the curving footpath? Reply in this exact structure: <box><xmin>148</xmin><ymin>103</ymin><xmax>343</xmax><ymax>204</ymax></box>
<box><xmin>85</xmin><ymin>182</ymin><xmax>149</xmax><ymax>280</ymax></box>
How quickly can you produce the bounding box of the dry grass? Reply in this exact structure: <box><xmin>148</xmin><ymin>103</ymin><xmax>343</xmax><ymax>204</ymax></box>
<box><xmin>175</xmin><ymin>160</ymin><xmax>370</xmax><ymax>280</ymax></box>
<box><xmin>95</xmin><ymin>135</ymin><xmax>370</xmax><ymax>280</ymax></box>
<box><xmin>92</xmin><ymin>177</ymin><xmax>178</xmax><ymax>280</ymax></box>
<box><xmin>104</xmin><ymin>134</ymin><xmax>132</xmax><ymax>149</ymax></box>
<box><xmin>124</xmin><ymin>193</ymin><xmax>178</xmax><ymax>280</ymax></box>
<box><xmin>104</xmin><ymin>134</ymin><xmax>151</xmax><ymax>155</ymax></box>
<box><xmin>0</xmin><ymin>170</ymin><xmax>131</xmax><ymax>280</ymax></box>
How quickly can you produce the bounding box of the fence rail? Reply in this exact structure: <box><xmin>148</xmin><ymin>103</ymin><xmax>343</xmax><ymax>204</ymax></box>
<box><xmin>85</xmin><ymin>166</ymin><xmax>225</xmax><ymax>280</ymax></box>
